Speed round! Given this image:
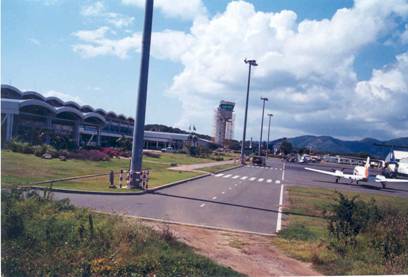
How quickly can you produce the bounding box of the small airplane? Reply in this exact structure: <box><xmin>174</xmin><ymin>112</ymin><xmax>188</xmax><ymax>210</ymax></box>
<box><xmin>305</xmin><ymin>157</ymin><xmax>408</xmax><ymax>189</ymax></box>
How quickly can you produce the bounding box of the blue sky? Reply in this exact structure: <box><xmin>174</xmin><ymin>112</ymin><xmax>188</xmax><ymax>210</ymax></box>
<box><xmin>2</xmin><ymin>0</ymin><xmax>408</xmax><ymax>140</ymax></box>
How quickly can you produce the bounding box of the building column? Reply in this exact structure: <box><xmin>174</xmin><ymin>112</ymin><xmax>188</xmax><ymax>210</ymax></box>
<box><xmin>97</xmin><ymin>127</ymin><xmax>101</xmax><ymax>146</ymax></box>
<box><xmin>156</xmin><ymin>141</ymin><xmax>159</xmax><ymax>149</ymax></box>
<box><xmin>45</xmin><ymin>117</ymin><xmax>52</xmax><ymax>144</ymax></box>
<box><xmin>5</xmin><ymin>114</ymin><xmax>14</xmax><ymax>142</ymax></box>
<box><xmin>74</xmin><ymin>121</ymin><xmax>80</xmax><ymax>147</ymax></box>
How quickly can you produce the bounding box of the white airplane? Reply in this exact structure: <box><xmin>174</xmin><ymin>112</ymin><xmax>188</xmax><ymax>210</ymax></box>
<box><xmin>305</xmin><ymin>157</ymin><xmax>408</xmax><ymax>189</ymax></box>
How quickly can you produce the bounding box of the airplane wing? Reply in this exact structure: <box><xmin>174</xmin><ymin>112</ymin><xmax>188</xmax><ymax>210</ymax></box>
<box><xmin>374</xmin><ymin>175</ymin><xmax>408</xmax><ymax>183</ymax></box>
<box><xmin>304</xmin><ymin>167</ymin><xmax>343</xmax><ymax>177</ymax></box>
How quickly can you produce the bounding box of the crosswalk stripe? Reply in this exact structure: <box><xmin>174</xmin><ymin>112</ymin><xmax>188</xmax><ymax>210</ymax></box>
<box><xmin>249</xmin><ymin>177</ymin><xmax>256</xmax><ymax>181</ymax></box>
<box><xmin>232</xmin><ymin>175</ymin><xmax>240</xmax><ymax>179</ymax></box>
<box><xmin>215</xmin><ymin>173</ymin><xmax>224</xmax><ymax>177</ymax></box>
<box><xmin>275</xmin><ymin>180</ymin><xmax>281</xmax><ymax>184</ymax></box>
<box><xmin>267</xmin><ymin>179</ymin><xmax>272</xmax><ymax>183</ymax></box>
<box><xmin>241</xmin><ymin>176</ymin><xmax>248</xmax><ymax>180</ymax></box>
<box><xmin>223</xmin><ymin>174</ymin><xmax>232</xmax><ymax>178</ymax></box>
<box><xmin>258</xmin><ymin>178</ymin><xmax>264</xmax><ymax>182</ymax></box>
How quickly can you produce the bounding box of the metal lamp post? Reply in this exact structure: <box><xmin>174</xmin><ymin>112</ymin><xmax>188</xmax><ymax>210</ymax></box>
<box><xmin>266</xmin><ymin>113</ymin><xmax>273</xmax><ymax>158</ymax></box>
<box><xmin>258</xmin><ymin>97</ymin><xmax>268</xmax><ymax>156</ymax></box>
<box><xmin>129</xmin><ymin>0</ymin><xmax>154</xmax><ymax>188</ymax></box>
<box><xmin>240</xmin><ymin>59</ymin><xmax>258</xmax><ymax>165</ymax></box>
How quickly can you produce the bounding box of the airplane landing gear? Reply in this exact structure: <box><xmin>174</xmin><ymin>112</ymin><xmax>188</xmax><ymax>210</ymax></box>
<box><xmin>381</xmin><ymin>182</ymin><xmax>386</xmax><ymax>189</ymax></box>
<box><xmin>335</xmin><ymin>178</ymin><xmax>339</xmax><ymax>183</ymax></box>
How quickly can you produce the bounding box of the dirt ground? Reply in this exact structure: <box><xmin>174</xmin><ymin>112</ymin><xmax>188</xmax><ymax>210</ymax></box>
<box><xmin>141</xmin><ymin>220</ymin><xmax>320</xmax><ymax>277</ymax></box>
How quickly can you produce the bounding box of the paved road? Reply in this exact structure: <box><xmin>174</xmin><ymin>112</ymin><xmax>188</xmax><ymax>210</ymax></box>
<box><xmin>54</xmin><ymin>159</ymin><xmax>285</xmax><ymax>235</ymax></box>
<box><xmin>53</xmin><ymin>158</ymin><xmax>408</xmax><ymax>235</ymax></box>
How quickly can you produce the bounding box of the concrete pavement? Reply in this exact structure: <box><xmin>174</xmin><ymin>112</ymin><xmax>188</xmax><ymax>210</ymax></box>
<box><xmin>53</xmin><ymin>157</ymin><xmax>408</xmax><ymax>235</ymax></box>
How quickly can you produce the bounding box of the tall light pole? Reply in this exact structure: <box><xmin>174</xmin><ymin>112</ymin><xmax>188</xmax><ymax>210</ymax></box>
<box><xmin>258</xmin><ymin>97</ymin><xmax>268</xmax><ymax>156</ymax></box>
<box><xmin>266</xmin><ymin>113</ymin><xmax>273</xmax><ymax>158</ymax></box>
<box><xmin>240</xmin><ymin>59</ymin><xmax>258</xmax><ymax>165</ymax></box>
<box><xmin>129</xmin><ymin>0</ymin><xmax>154</xmax><ymax>188</ymax></box>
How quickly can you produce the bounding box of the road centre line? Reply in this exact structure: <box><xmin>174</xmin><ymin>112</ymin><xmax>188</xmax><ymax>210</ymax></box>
<box><xmin>223</xmin><ymin>174</ymin><xmax>232</xmax><ymax>178</ymax></box>
<box><xmin>258</xmin><ymin>178</ymin><xmax>264</xmax><ymax>182</ymax></box>
<box><xmin>267</xmin><ymin>179</ymin><xmax>272</xmax><ymax>183</ymax></box>
<box><xmin>241</xmin><ymin>176</ymin><xmax>248</xmax><ymax>180</ymax></box>
<box><xmin>249</xmin><ymin>177</ymin><xmax>257</xmax><ymax>181</ymax></box>
<box><xmin>215</xmin><ymin>173</ymin><xmax>224</xmax><ymax>177</ymax></box>
<box><xmin>232</xmin><ymin>175</ymin><xmax>240</xmax><ymax>179</ymax></box>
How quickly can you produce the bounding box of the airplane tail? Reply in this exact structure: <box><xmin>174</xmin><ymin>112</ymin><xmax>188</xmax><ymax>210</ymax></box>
<box><xmin>364</xmin><ymin>157</ymin><xmax>370</xmax><ymax>178</ymax></box>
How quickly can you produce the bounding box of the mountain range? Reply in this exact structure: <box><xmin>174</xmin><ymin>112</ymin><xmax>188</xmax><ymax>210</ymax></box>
<box><xmin>273</xmin><ymin>136</ymin><xmax>408</xmax><ymax>159</ymax></box>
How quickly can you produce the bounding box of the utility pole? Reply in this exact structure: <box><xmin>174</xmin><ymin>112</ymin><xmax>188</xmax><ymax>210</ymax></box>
<box><xmin>266</xmin><ymin>113</ymin><xmax>273</xmax><ymax>158</ymax></box>
<box><xmin>258</xmin><ymin>97</ymin><xmax>268</xmax><ymax>156</ymax></box>
<box><xmin>240</xmin><ymin>59</ymin><xmax>258</xmax><ymax>165</ymax></box>
<box><xmin>129</xmin><ymin>0</ymin><xmax>154</xmax><ymax>189</ymax></box>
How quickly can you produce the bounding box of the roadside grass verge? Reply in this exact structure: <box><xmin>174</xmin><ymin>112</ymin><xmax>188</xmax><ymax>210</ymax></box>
<box><xmin>1</xmin><ymin>189</ymin><xmax>244</xmax><ymax>276</ymax></box>
<box><xmin>200</xmin><ymin>163</ymin><xmax>239</xmax><ymax>173</ymax></box>
<box><xmin>273</xmin><ymin>186</ymin><xmax>408</xmax><ymax>275</ymax></box>
<box><xmin>1</xmin><ymin>151</ymin><xmax>208</xmax><ymax>192</ymax></box>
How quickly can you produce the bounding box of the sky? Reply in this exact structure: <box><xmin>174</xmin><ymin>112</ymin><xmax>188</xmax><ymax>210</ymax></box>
<box><xmin>2</xmin><ymin>0</ymin><xmax>408</xmax><ymax>141</ymax></box>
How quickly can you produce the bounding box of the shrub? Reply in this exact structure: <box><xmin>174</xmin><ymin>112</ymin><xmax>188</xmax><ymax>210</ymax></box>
<box><xmin>326</xmin><ymin>192</ymin><xmax>381</xmax><ymax>254</ymax></box>
<box><xmin>32</xmin><ymin>144</ymin><xmax>58</xmax><ymax>157</ymax></box>
<box><xmin>6</xmin><ymin>140</ymin><xmax>34</xmax><ymax>154</ymax></box>
<box><xmin>280</xmin><ymin>223</ymin><xmax>318</xmax><ymax>241</ymax></box>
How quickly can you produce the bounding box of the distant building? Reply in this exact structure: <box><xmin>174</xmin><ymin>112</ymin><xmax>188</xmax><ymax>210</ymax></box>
<box><xmin>213</xmin><ymin>100</ymin><xmax>235</xmax><ymax>146</ymax></box>
<box><xmin>1</xmin><ymin>84</ymin><xmax>212</xmax><ymax>149</ymax></box>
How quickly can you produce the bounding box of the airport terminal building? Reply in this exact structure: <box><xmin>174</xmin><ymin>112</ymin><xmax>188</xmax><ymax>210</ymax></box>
<box><xmin>1</xmin><ymin>85</ymin><xmax>212</xmax><ymax>149</ymax></box>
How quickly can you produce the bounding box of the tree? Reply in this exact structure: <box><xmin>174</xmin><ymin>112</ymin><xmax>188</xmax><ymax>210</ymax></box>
<box><xmin>279</xmin><ymin>139</ymin><xmax>293</xmax><ymax>155</ymax></box>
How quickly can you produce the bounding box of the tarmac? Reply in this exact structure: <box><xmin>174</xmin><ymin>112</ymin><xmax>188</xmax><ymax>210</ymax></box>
<box><xmin>53</xmin><ymin>158</ymin><xmax>408</xmax><ymax>235</ymax></box>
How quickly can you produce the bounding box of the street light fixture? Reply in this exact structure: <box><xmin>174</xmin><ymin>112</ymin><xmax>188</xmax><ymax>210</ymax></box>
<box><xmin>266</xmin><ymin>113</ymin><xmax>274</xmax><ymax>158</ymax></box>
<box><xmin>258</xmin><ymin>97</ymin><xmax>268</xmax><ymax>156</ymax></box>
<box><xmin>240</xmin><ymin>58</ymin><xmax>258</xmax><ymax>165</ymax></box>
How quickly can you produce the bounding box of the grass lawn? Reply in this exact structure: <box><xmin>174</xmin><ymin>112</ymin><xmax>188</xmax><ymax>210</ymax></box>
<box><xmin>200</xmin><ymin>163</ymin><xmax>240</xmax><ymax>173</ymax></box>
<box><xmin>273</xmin><ymin>186</ymin><xmax>408</xmax><ymax>275</ymax></box>
<box><xmin>2</xmin><ymin>189</ymin><xmax>244</xmax><ymax>276</ymax></box>
<box><xmin>1</xmin><ymin>151</ymin><xmax>212</xmax><ymax>192</ymax></box>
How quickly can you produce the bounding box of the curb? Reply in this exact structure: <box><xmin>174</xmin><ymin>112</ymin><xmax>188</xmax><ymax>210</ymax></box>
<box><xmin>27</xmin><ymin>164</ymin><xmax>243</xmax><ymax>195</ymax></box>
<box><xmin>97</xmin><ymin>211</ymin><xmax>275</xmax><ymax>237</ymax></box>
<box><xmin>28</xmin><ymin>186</ymin><xmax>145</xmax><ymax>195</ymax></box>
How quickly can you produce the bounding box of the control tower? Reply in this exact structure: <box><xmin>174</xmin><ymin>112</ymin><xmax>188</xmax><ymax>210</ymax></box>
<box><xmin>214</xmin><ymin>100</ymin><xmax>235</xmax><ymax>146</ymax></box>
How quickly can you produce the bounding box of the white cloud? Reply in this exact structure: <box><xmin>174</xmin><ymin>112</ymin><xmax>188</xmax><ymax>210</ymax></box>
<box><xmin>72</xmin><ymin>0</ymin><xmax>408</xmax><ymax>139</ymax></box>
<box><xmin>72</xmin><ymin>27</ymin><xmax>192</xmax><ymax>60</ymax></box>
<box><xmin>43</xmin><ymin>90</ymin><xmax>84</xmax><ymax>104</ymax></box>
<box><xmin>80</xmin><ymin>1</ymin><xmax>134</xmax><ymax>28</ymax></box>
<box><xmin>121</xmin><ymin>0</ymin><xmax>207</xmax><ymax>20</ymax></box>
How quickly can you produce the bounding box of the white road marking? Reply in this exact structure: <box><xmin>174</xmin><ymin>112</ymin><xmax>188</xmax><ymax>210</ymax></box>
<box><xmin>222</xmin><ymin>191</ymin><xmax>225</xmax><ymax>194</ymax></box>
<box><xmin>249</xmin><ymin>177</ymin><xmax>256</xmax><ymax>181</ymax></box>
<box><xmin>241</xmin><ymin>176</ymin><xmax>248</xmax><ymax>180</ymax></box>
<box><xmin>212</xmin><ymin>196</ymin><xmax>217</xmax><ymax>200</ymax></box>
<box><xmin>232</xmin><ymin>175</ymin><xmax>240</xmax><ymax>179</ymax></box>
<box><xmin>258</xmin><ymin>178</ymin><xmax>264</xmax><ymax>182</ymax></box>
<box><xmin>275</xmin><ymin>180</ymin><xmax>281</xmax><ymax>184</ymax></box>
<box><xmin>276</xmin><ymin>184</ymin><xmax>284</xmax><ymax>232</ymax></box>
<box><xmin>282</xmin><ymin>163</ymin><xmax>286</xmax><ymax>181</ymax></box>
<box><xmin>215</xmin><ymin>173</ymin><xmax>224</xmax><ymax>177</ymax></box>
<box><xmin>267</xmin><ymin>179</ymin><xmax>272</xmax><ymax>183</ymax></box>
<box><xmin>223</xmin><ymin>174</ymin><xmax>232</xmax><ymax>178</ymax></box>
<box><xmin>200</xmin><ymin>203</ymin><xmax>206</xmax><ymax>208</ymax></box>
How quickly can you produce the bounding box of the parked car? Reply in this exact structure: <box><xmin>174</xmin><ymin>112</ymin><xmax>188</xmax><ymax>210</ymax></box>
<box><xmin>161</xmin><ymin>146</ymin><xmax>175</xmax><ymax>153</ymax></box>
<box><xmin>252</xmin><ymin>156</ymin><xmax>266</xmax><ymax>166</ymax></box>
